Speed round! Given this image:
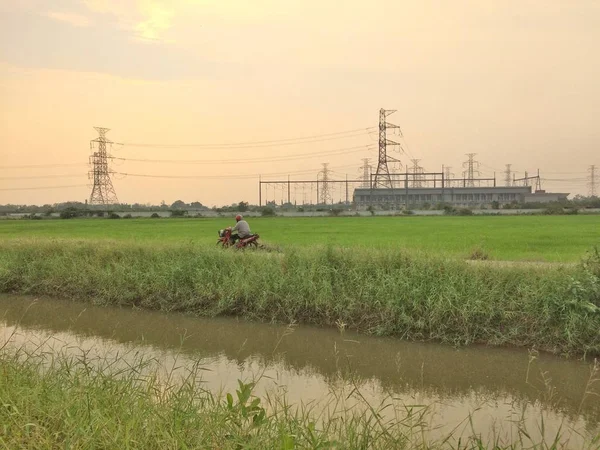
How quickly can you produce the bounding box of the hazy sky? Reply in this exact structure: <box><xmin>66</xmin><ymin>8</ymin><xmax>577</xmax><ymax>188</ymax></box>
<box><xmin>1</xmin><ymin>0</ymin><xmax>599</xmax><ymax>206</ymax></box>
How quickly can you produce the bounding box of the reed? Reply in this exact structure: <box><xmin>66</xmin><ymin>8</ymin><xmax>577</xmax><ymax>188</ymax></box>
<box><xmin>1</xmin><ymin>240</ymin><xmax>599</xmax><ymax>356</ymax></box>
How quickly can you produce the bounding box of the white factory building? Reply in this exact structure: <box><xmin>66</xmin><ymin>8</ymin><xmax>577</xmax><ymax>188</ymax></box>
<box><xmin>353</xmin><ymin>186</ymin><xmax>568</xmax><ymax>208</ymax></box>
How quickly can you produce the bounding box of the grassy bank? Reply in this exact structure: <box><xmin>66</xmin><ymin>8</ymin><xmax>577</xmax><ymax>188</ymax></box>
<box><xmin>1</xmin><ymin>240</ymin><xmax>599</xmax><ymax>356</ymax></box>
<box><xmin>2</xmin><ymin>215</ymin><xmax>600</xmax><ymax>261</ymax></box>
<box><xmin>1</xmin><ymin>344</ymin><xmax>598</xmax><ymax>449</ymax></box>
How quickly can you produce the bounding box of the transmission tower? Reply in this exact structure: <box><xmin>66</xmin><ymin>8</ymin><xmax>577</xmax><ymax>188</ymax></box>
<box><xmin>318</xmin><ymin>163</ymin><xmax>331</xmax><ymax>204</ymax></box>
<box><xmin>373</xmin><ymin>108</ymin><xmax>401</xmax><ymax>188</ymax></box>
<box><xmin>504</xmin><ymin>164</ymin><xmax>512</xmax><ymax>187</ymax></box>
<box><xmin>443</xmin><ymin>165</ymin><xmax>454</xmax><ymax>187</ymax></box>
<box><xmin>462</xmin><ymin>153</ymin><xmax>480</xmax><ymax>187</ymax></box>
<box><xmin>410</xmin><ymin>159</ymin><xmax>424</xmax><ymax>188</ymax></box>
<box><xmin>89</xmin><ymin>127</ymin><xmax>119</xmax><ymax>205</ymax></box>
<box><xmin>360</xmin><ymin>158</ymin><xmax>373</xmax><ymax>188</ymax></box>
<box><xmin>589</xmin><ymin>165</ymin><xmax>598</xmax><ymax>197</ymax></box>
<box><xmin>534</xmin><ymin>169</ymin><xmax>542</xmax><ymax>191</ymax></box>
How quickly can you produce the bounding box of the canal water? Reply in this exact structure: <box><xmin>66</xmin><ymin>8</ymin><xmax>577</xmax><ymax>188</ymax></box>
<box><xmin>1</xmin><ymin>295</ymin><xmax>598</xmax><ymax>446</ymax></box>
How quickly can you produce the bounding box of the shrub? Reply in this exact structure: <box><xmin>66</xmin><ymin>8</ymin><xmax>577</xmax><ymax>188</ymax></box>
<box><xmin>150</xmin><ymin>213</ymin><xmax>160</xmax><ymax>218</ymax></box>
<box><xmin>170</xmin><ymin>210</ymin><xmax>187</xmax><ymax>218</ymax></box>
<box><xmin>402</xmin><ymin>209</ymin><xmax>414</xmax><ymax>215</ymax></box>
<box><xmin>468</xmin><ymin>247</ymin><xmax>489</xmax><ymax>260</ymax></box>
<box><xmin>123</xmin><ymin>214</ymin><xmax>133</xmax><ymax>219</ymax></box>
<box><xmin>261</xmin><ymin>207</ymin><xmax>276</xmax><ymax>217</ymax></box>
<box><xmin>108</xmin><ymin>212</ymin><xmax>120</xmax><ymax>219</ymax></box>
<box><xmin>23</xmin><ymin>214</ymin><xmax>42</xmax><ymax>220</ymax></box>
<box><xmin>329</xmin><ymin>208</ymin><xmax>343</xmax><ymax>217</ymax></box>
<box><xmin>59</xmin><ymin>208</ymin><xmax>82</xmax><ymax>219</ymax></box>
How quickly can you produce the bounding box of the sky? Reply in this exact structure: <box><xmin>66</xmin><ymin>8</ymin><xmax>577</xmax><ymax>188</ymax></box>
<box><xmin>0</xmin><ymin>0</ymin><xmax>599</xmax><ymax>206</ymax></box>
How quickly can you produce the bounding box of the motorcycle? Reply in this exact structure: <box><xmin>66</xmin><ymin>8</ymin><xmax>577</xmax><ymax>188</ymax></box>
<box><xmin>217</xmin><ymin>227</ymin><xmax>261</xmax><ymax>249</ymax></box>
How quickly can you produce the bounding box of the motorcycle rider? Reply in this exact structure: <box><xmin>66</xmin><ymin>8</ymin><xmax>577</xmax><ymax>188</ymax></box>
<box><xmin>230</xmin><ymin>214</ymin><xmax>252</xmax><ymax>244</ymax></box>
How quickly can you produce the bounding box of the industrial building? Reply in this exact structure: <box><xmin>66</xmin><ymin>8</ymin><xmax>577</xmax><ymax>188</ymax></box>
<box><xmin>353</xmin><ymin>185</ymin><xmax>568</xmax><ymax>208</ymax></box>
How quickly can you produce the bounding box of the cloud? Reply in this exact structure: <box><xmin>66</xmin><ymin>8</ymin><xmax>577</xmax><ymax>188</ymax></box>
<box><xmin>45</xmin><ymin>11</ymin><xmax>91</xmax><ymax>27</ymax></box>
<box><xmin>134</xmin><ymin>1</ymin><xmax>175</xmax><ymax>41</ymax></box>
<box><xmin>81</xmin><ymin>0</ymin><xmax>178</xmax><ymax>42</ymax></box>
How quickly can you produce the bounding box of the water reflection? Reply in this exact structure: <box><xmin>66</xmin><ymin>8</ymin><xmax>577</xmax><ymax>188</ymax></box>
<box><xmin>1</xmin><ymin>294</ymin><xmax>599</xmax><ymax>444</ymax></box>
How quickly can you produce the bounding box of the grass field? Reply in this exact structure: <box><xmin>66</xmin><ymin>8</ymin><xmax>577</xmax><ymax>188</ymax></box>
<box><xmin>2</xmin><ymin>215</ymin><xmax>600</xmax><ymax>356</ymax></box>
<box><xmin>1</xmin><ymin>215</ymin><xmax>599</xmax><ymax>261</ymax></box>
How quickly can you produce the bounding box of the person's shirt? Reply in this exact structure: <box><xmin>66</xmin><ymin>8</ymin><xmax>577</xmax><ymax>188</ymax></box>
<box><xmin>233</xmin><ymin>220</ymin><xmax>251</xmax><ymax>237</ymax></box>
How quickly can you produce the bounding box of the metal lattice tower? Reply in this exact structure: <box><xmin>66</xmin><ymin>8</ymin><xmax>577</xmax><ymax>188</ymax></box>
<box><xmin>443</xmin><ymin>165</ymin><xmax>454</xmax><ymax>187</ymax></box>
<box><xmin>318</xmin><ymin>163</ymin><xmax>331</xmax><ymax>204</ymax></box>
<box><xmin>504</xmin><ymin>164</ymin><xmax>512</xmax><ymax>187</ymax></box>
<box><xmin>89</xmin><ymin>127</ymin><xmax>119</xmax><ymax>205</ymax></box>
<box><xmin>589</xmin><ymin>165</ymin><xmax>598</xmax><ymax>197</ymax></box>
<box><xmin>410</xmin><ymin>159</ymin><xmax>424</xmax><ymax>188</ymax></box>
<box><xmin>360</xmin><ymin>158</ymin><xmax>372</xmax><ymax>188</ymax></box>
<box><xmin>462</xmin><ymin>153</ymin><xmax>480</xmax><ymax>187</ymax></box>
<box><xmin>373</xmin><ymin>108</ymin><xmax>401</xmax><ymax>188</ymax></box>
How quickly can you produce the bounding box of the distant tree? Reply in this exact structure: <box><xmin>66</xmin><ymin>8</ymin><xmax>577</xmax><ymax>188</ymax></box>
<box><xmin>238</xmin><ymin>201</ymin><xmax>249</xmax><ymax>212</ymax></box>
<box><xmin>171</xmin><ymin>200</ymin><xmax>187</xmax><ymax>209</ymax></box>
<box><xmin>261</xmin><ymin>207</ymin><xmax>276</xmax><ymax>217</ymax></box>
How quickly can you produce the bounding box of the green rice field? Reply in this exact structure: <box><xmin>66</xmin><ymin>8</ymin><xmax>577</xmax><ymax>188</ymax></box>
<box><xmin>1</xmin><ymin>215</ymin><xmax>599</xmax><ymax>262</ymax></box>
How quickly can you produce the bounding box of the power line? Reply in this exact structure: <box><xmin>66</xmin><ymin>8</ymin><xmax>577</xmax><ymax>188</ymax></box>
<box><xmin>109</xmin><ymin>144</ymin><xmax>374</xmax><ymax>165</ymax></box>
<box><xmin>0</xmin><ymin>184</ymin><xmax>88</xmax><ymax>191</ymax></box>
<box><xmin>0</xmin><ymin>163</ymin><xmax>88</xmax><ymax>170</ymax></box>
<box><xmin>114</xmin><ymin>164</ymin><xmax>354</xmax><ymax>181</ymax></box>
<box><xmin>117</xmin><ymin>127</ymin><xmax>375</xmax><ymax>149</ymax></box>
<box><xmin>0</xmin><ymin>174</ymin><xmax>85</xmax><ymax>180</ymax></box>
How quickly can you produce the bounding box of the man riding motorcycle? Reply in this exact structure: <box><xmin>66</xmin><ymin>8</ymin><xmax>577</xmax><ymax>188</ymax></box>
<box><xmin>230</xmin><ymin>214</ymin><xmax>252</xmax><ymax>244</ymax></box>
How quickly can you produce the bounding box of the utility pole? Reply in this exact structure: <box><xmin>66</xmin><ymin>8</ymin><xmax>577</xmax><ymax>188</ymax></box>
<box><xmin>318</xmin><ymin>163</ymin><xmax>331</xmax><ymax>204</ymax></box>
<box><xmin>462</xmin><ymin>153</ymin><xmax>480</xmax><ymax>187</ymax></box>
<box><xmin>589</xmin><ymin>165</ymin><xmax>598</xmax><ymax>197</ymax></box>
<box><xmin>373</xmin><ymin>108</ymin><xmax>401</xmax><ymax>188</ymax></box>
<box><xmin>504</xmin><ymin>164</ymin><xmax>512</xmax><ymax>187</ymax></box>
<box><xmin>89</xmin><ymin>127</ymin><xmax>119</xmax><ymax>205</ymax></box>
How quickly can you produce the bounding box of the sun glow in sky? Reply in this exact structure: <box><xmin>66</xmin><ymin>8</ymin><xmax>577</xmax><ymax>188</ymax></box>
<box><xmin>0</xmin><ymin>0</ymin><xmax>599</xmax><ymax>206</ymax></box>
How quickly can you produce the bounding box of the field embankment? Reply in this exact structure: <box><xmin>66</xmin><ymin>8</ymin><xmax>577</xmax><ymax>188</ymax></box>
<box><xmin>1</xmin><ymin>240</ymin><xmax>599</xmax><ymax>356</ymax></box>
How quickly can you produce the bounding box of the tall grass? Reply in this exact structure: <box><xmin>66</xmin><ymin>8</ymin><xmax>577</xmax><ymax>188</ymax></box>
<box><xmin>1</xmin><ymin>240</ymin><xmax>599</xmax><ymax>356</ymax></box>
<box><xmin>1</xmin><ymin>339</ymin><xmax>598</xmax><ymax>449</ymax></box>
